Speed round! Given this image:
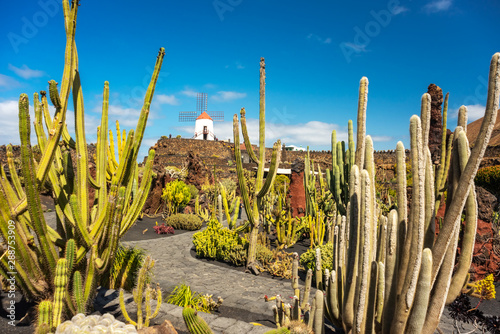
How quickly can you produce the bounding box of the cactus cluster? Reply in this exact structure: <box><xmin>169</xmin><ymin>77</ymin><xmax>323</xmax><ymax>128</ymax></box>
<box><xmin>219</xmin><ymin>181</ymin><xmax>241</xmax><ymax>229</ymax></box>
<box><xmin>304</xmin><ymin>53</ymin><xmax>499</xmax><ymax>334</ymax></box>
<box><xmin>0</xmin><ymin>1</ymin><xmax>165</xmax><ymax>331</ymax></box>
<box><xmin>326</xmin><ymin>121</ymin><xmax>356</xmax><ymax>218</ymax></box>
<box><xmin>120</xmin><ymin>256</ymin><xmax>162</xmax><ymax>329</ymax></box>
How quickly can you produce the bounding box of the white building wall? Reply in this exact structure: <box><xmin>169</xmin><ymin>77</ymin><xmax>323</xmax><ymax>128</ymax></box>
<box><xmin>194</xmin><ymin>119</ymin><xmax>215</xmax><ymax>140</ymax></box>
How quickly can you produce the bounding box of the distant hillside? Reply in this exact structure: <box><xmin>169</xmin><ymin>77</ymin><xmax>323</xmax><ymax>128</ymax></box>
<box><xmin>466</xmin><ymin>112</ymin><xmax>500</xmax><ymax>147</ymax></box>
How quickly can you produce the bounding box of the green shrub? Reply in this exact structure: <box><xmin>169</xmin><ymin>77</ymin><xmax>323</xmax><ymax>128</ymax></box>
<box><xmin>165</xmin><ymin>213</ymin><xmax>202</xmax><ymax>230</ymax></box>
<box><xmin>192</xmin><ymin>219</ymin><xmax>248</xmax><ymax>266</ymax></box>
<box><xmin>192</xmin><ymin>219</ymin><xmax>274</xmax><ymax>267</ymax></box>
<box><xmin>162</xmin><ymin>179</ymin><xmax>191</xmax><ymax>214</ymax></box>
<box><xmin>475</xmin><ymin>165</ymin><xmax>500</xmax><ymax>194</ymax></box>
<box><xmin>187</xmin><ymin>184</ymin><xmax>199</xmax><ymax>199</ymax></box>
<box><xmin>273</xmin><ymin>174</ymin><xmax>290</xmax><ymax>195</ymax></box>
<box><xmin>256</xmin><ymin>244</ymin><xmax>274</xmax><ymax>266</ymax></box>
<box><xmin>299</xmin><ymin>243</ymin><xmax>334</xmax><ymax>273</ymax></box>
<box><xmin>168</xmin><ymin>283</ymin><xmax>222</xmax><ymax>313</ymax></box>
<box><xmin>225</xmin><ymin>244</ymin><xmax>247</xmax><ymax>266</ymax></box>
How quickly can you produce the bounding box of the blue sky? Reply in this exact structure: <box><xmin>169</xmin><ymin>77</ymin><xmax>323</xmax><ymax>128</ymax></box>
<box><xmin>1</xmin><ymin>0</ymin><xmax>499</xmax><ymax>160</ymax></box>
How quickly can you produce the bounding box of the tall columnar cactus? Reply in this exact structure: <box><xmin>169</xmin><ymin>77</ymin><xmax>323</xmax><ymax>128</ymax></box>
<box><xmin>233</xmin><ymin>58</ymin><xmax>282</xmax><ymax>270</ymax></box>
<box><xmin>315</xmin><ymin>53</ymin><xmax>500</xmax><ymax>334</ymax></box>
<box><xmin>303</xmin><ymin>149</ymin><xmax>318</xmax><ymax>218</ymax></box>
<box><xmin>434</xmin><ymin>92</ymin><xmax>454</xmax><ymax>215</ymax></box>
<box><xmin>0</xmin><ymin>0</ymin><xmax>165</xmax><ymax>329</ymax></box>
<box><xmin>120</xmin><ymin>256</ymin><xmax>162</xmax><ymax>329</ymax></box>
<box><xmin>326</xmin><ymin>121</ymin><xmax>355</xmax><ymax>217</ymax></box>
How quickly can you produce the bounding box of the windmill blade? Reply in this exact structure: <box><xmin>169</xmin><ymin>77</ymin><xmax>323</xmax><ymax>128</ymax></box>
<box><xmin>178</xmin><ymin>111</ymin><xmax>198</xmax><ymax>122</ymax></box>
<box><xmin>197</xmin><ymin>93</ymin><xmax>207</xmax><ymax>113</ymax></box>
<box><xmin>208</xmin><ymin>111</ymin><xmax>224</xmax><ymax>122</ymax></box>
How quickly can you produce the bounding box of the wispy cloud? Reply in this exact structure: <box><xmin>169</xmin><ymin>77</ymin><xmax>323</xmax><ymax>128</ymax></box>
<box><xmin>155</xmin><ymin>94</ymin><xmax>179</xmax><ymax>105</ymax></box>
<box><xmin>204</xmin><ymin>83</ymin><xmax>216</xmax><ymax>89</ymax></box>
<box><xmin>0</xmin><ymin>74</ymin><xmax>20</xmax><ymax>89</ymax></box>
<box><xmin>225</xmin><ymin>61</ymin><xmax>245</xmax><ymax>70</ymax></box>
<box><xmin>211</xmin><ymin>91</ymin><xmax>246</xmax><ymax>102</ymax></box>
<box><xmin>307</xmin><ymin>33</ymin><xmax>332</xmax><ymax>44</ymax></box>
<box><xmin>392</xmin><ymin>6</ymin><xmax>409</xmax><ymax>15</ymax></box>
<box><xmin>423</xmin><ymin>0</ymin><xmax>452</xmax><ymax>13</ymax></box>
<box><xmin>106</xmin><ymin>105</ymin><xmax>158</xmax><ymax>128</ymax></box>
<box><xmin>451</xmin><ymin>104</ymin><xmax>485</xmax><ymax>122</ymax></box>
<box><xmin>8</xmin><ymin>64</ymin><xmax>45</xmax><ymax>79</ymax></box>
<box><xmin>371</xmin><ymin>135</ymin><xmax>393</xmax><ymax>142</ymax></box>
<box><xmin>181</xmin><ymin>88</ymin><xmax>198</xmax><ymax>98</ymax></box>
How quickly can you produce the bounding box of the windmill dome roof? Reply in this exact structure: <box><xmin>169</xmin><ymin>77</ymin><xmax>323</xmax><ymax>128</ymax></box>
<box><xmin>196</xmin><ymin>111</ymin><xmax>213</xmax><ymax>121</ymax></box>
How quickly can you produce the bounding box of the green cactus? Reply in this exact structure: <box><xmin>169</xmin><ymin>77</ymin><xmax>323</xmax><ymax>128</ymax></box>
<box><xmin>0</xmin><ymin>0</ymin><xmax>165</xmax><ymax>329</ymax></box>
<box><xmin>37</xmin><ymin>300</ymin><xmax>53</xmax><ymax>334</ymax></box>
<box><xmin>303</xmin><ymin>149</ymin><xmax>317</xmax><ymax>218</ymax></box>
<box><xmin>182</xmin><ymin>306</ymin><xmax>214</xmax><ymax>334</ymax></box>
<box><xmin>326</xmin><ymin>121</ymin><xmax>355</xmax><ymax>217</ymax></box>
<box><xmin>233</xmin><ymin>58</ymin><xmax>282</xmax><ymax>270</ymax></box>
<box><xmin>72</xmin><ymin>271</ymin><xmax>85</xmax><ymax>314</ymax></box>
<box><xmin>119</xmin><ymin>256</ymin><xmax>162</xmax><ymax>329</ymax></box>
<box><xmin>52</xmin><ymin>259</ymin><xmax>68</xmax><ymax>329</ymax></box>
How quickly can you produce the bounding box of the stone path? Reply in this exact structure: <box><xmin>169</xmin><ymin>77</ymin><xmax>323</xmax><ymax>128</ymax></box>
<box><xmin>122</xmin><ymin>228</ymin><xmax>297</xmax><ymax>314</ymax></box>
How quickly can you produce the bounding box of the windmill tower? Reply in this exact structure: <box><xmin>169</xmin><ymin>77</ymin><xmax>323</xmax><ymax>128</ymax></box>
<box><xmin>178</xmin><ymin>93</ymin><xmax>224</xmax><ymax>140</ymax></box>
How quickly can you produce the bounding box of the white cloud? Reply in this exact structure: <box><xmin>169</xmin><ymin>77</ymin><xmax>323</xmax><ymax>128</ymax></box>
<box><xmin>0</xmin><ymin>74</ymin><xmax>20</xmax><ymax>88</ymax></box>
<box><xmin>423</xmin><ymin>0</ymin><xmax>452</xmax><ymax>13</ymax></box>
<box><xmin>0</xmin><ymin>99</ymin><xmax>100</xmax><ymax>145</ymax></box>
<box><xmin>371</xmin><ymin>135</ymin><xmax>393</xmax><ymax>142</ymax></box>
<box><xmin>307</xmin><ymin>33</ymin><xmax>332</xmax><ymax>44</ymax></box>
<box><xmin>212</xmin><ymin>91</ymin><xmax>247</xmax><ymax>102</ymax></box>
<box><xmin>8</xmin><ymin>64</ymin><xmax>45</xmax><ymax>79</ymax></box>
<box><xmin>392</xmin><ymin>6</ymin><xmax>409</xmax><ymax>15</ymax></box>
<box><xmin>155</xmin><ymin>94</ymin><xmax>179</xmax><ymax>105</ymax></box>
<box><xmin>181</xmin><ymin>88</ymin><xmax>198</xmax><ymax>98</ymax></box>
<box><xmin>106</xmin><ymin>105</ymin><xmax>149</xmax><ymax>128</ymax></box>
<box><xmin>0</xmin><ymin>100</ymin><xmax>26</xmax><ymax>144</ymax></box>
<box><xmin>462</xmin><ymin>104</ymin><xmax>485</xmax><ymax>122</ymax></box>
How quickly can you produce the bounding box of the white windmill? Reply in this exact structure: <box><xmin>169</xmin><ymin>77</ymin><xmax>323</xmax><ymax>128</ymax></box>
<box><xmin>178</xmin><ymin>93</ymin><xmax>224</xmax><ymax>140</ymax></box>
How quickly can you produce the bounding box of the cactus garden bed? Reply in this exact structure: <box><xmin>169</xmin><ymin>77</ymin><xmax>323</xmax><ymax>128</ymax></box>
<box><xmin>121</xmin><ymin>216</ymin><xmax>193</xmax><ymax>242</ymax></box>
